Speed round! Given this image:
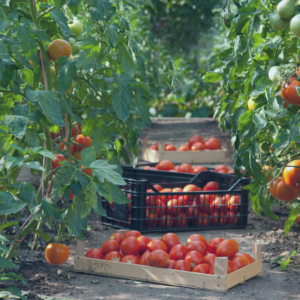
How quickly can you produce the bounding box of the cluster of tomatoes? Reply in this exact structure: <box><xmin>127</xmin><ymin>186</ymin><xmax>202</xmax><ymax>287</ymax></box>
<box><xmin>144</xmin><ymin>160</ymin><xmax>234</xmax><ymax>175</ymax></box>
<box><xmin>85</xmin><ymin>231</ymin><xmax>255</xmax><ymax>274</ymax></box>
<box><xmin>149</xmin><ymin>135</ymin><xmax>222</xmax><ymax>152</ymax></box>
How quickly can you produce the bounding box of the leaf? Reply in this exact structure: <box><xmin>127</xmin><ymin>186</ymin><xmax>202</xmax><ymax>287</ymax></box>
<box><xmin>0</xmin><ymin>243</ymin><xmax>9</xmax><ymax>252</ymax></box>
<box><xmin>18</xmin><ymin>182</ymin><xmax>35</xmax><ymax>203</ymax></box>
<box><xmin>251</xmin><ymin>77</ymin><xmax>274</xmax><ymax>96</ymax></box>
<box><xmin>93</xmin><ymin>199</ymin><xmax>107</xmax><ymax>217</ymax></box>
<box><xmin>67</xmin><ymin>0</ymin><xmax>81</xmax><ymax>15</ymax></box>
<box><xmin>280</xmin><ymin>250</ymin><xmax>298</xmax><ymax>271</ymax></box>
<box><xmin>202</xmin><ymin>72</ymin><xmax>222</xmax><ymax>83</ymax></box>
<box><xmin>51</xmin><ymin>9</ymin><xmax>74</xmax><ymax>39</ymax></box>
<box><xmin>249</xmin><ymin>147</ymin><xmax>266</xmax><ymax>183</ymax></box>
<box><xmin>42</xmin><ymin>197</ymin><xmax>55</xmax><ymax>217</ymax></box>
<box><xmin>0</xmin><ymin>192</ymin><xmax>27</xmax><ymax>215</ymax></box>
<box><xmin>17</xmin><ymin>26</ymin><xmax>38</xmax><ymax>59</ymax></box>
<box><xmin>81</xmin><ymin>181</ymin><xmax>98</xmax><ymax>218</ymax></box>
<box><xmin>0</xmin><ymin>256</ymin><xmax>17</xmax><ymax>269</ymax></box>
<box><xmin>4</xmin><ymin>287</ymin><xmax>27</xmax><ymax>300</ymax></box>
<box><xmin>55</xmin><ymin>208</ymin><xmax>68</xmax><ymax>221</ymax></box>
<box><xmin>0</xmin><ymin>221</ymin><xmax>18</xmax><ymax>231</ymax></box>
<box><xmin>0</xmin><ymin>235</ymin><xmax>9</xmax><ymax>242</ymax></box>
<box><xmin>90</xmin><ymin>160</ymin><xmax>125</xmax><ymax>185</ymax></box>
<box><xmin>89</xmin><ymin>0</ymin><xmax>111</xmax><ymax>21</ymax></box>
<box><xmin>111</xmin><ymin>73</ymin><xmax>134</xmax><ymax>122</ymax></box>
<box><xmin>57</xmin><ymin>57</ymin><xmax>76</xmax><ymax>94</ymax></box>
<box><xmin>97</xmin><ymin>181</ymin><xmax>131</xmax><ymax>205</ymax></box>
<box><xmin>24</xmin><ymin>161</ymin><xmax>44</xmax><ymax>171</ymax></box>
<box><xmin>117</xmin><ymin>44</ymin><xmax>135</xmax><ymax>78</ymax></box>
<box><xmin>284</xmin><ymin>205</ymin><xmax>300</xmax><ymax>235</ymax></box>
<box><xmin>3</xmin><ymin>115</ymin><xmax>28</xmax><ymax>139</ymax></box>
<box><xmin>6</xmin><ymin>272</ymin><xmax>26</xmax><ymax>284</ymax></box>
<box><xmin>253</xmin><ymin>109</ymin><xmax>267</xmax><ymax>130</ymax></box>
<box><xmin>39</xmin><ymin>149</ymin><xmax>57</xmax><ymax>160</ymax></box>
<box><xmin>106</xmin><ymin>25</ymin><xmax>119</xmax><ymax>47</ymax></box>
<box><xmin>81</xmin><ymin>147</ymin><xmax>96</xmax><ymax>167</ymax></box>
<box><xmin>25</xmin><ymin>128</ymin><xmax>40</xmax><ymax>147</ymax></box>
<box><xmin>76</xmin><ymin>41</ymin><xmax>100</xmax><ymax>69</ymax></box>
<box><xmin>34</xmin><ymin>229</ymin><xmax>52</xmax><ymax>242</ymax></box>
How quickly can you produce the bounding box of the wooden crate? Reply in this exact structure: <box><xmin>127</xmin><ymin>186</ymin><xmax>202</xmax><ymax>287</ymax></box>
<box><xmin>74</xmin><ymin>231</ymin><xmax>263</xmax><ymax>292</ymax></box>
<box><xmin>141</xmin><ymin>139</ymin><xmax>232</xmax><ymax>164</ymax></box>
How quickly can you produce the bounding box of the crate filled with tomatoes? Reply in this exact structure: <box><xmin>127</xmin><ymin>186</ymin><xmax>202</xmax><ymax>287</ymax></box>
<box><xmin>75</xmin><ymin>230</ymin><xmax>263</xmax><ymax>292</ymax></box>
<box><xmin>101</xmin><ymin>165</ymin><xmax>249</xmax><ymax>233</ymax></box>
<box><xmin>141</xmin><ymin>134</ymin><xmax>232</xmax><ymax>164</ymax></box>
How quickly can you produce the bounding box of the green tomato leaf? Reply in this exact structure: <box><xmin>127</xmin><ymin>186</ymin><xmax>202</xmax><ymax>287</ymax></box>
<box><xmin>25</xmin><ymin>129</ymin><xmax>40</xmax><ymax>147</ymax></box>
<box><xmin>97</xmin><ymin>181</ymin><xmax>131</xmax><ymax>205</ymax></box>
<box><xmin>38</xmin><ymin>149</ymin><xmax>57</xmax><ymax>160</ymax></box>
<box><xmin>17</xmin><ymin>26</ymin><xmax>38</xmax><ymax>59</ymax></box>
<box><xmin>34</xmin><ymin>229</ymin><xmax>52</xmax><ymax>242</ymax></box>
<box><xmin>51</xmin><ymin>9</ymin><xmax>74</xmax><ymax>39</ymax></box>
<box><xmin>89</xmin><ymin>0</ymin><xmax>111</xmax><ymax>21</ymax></box>
<box><xmin>81</xmin><ymin>181</ymin><xmax>98</xmax><ymax>218</ymax></box>
<box><xmin>81</xmin><ymin>147</ymin><xmax>96</xmax><ymax>167</ymax></box>
<box><xmin>3</xmin><ymin>115</ymin><xmax>28</xmax><ymax>139</ymax></box>
<box><xmin>0</xmin><ymin>256</ymin><xmax>17</xmax><ymax>269</ymax></box>
<box><xmin>24</xmin><ymin>161</ymin><xmax>44</xmax><ymax>171</ymax></box>
<box><xmin>41</xmin><ymin>197</ymin><xmax>55</xmax><ymax>217</ymax></box>
<box><xmin>202</xmin><ymin>72</ymin><xmax>222</xmax><ymax>83</ymax></box>
<box><xmin>284</xmin><ymin>205</ymin><xmax>300</xmax><ymax>236</ymax></box>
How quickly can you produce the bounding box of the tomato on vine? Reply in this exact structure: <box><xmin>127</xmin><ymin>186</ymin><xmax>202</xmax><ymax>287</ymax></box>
<box><xmin>69</xmin><ymin>21</ymin><xmax>83</xmax><ymax>37</ymax></box>
<box><xmin>47</xmin><ymin>39</ymin><xmax>71</xmax><ymax>61</ymax></box>
<box><xmin>81</xmin><ymin>166</ymin><xmax>93</xmax><ymax>176</ymax></box>
<box><xmin>281</xmin><ymin>79</ymin><xmax>300</xmax><ymax>106</ymax></box>
<box><xmin>282</xmin><ymin>160</ymin><xmax>300</xmax><ymax>191</ymax></box>
<box><xmin>51</xmin><ymin>154</ymin><xmax>67</xmax><ymax>170</ymax></box>
<box><xmin>74</xmin><ymin>134</ymin><xmax>92</xmax><ymax>151</ymax></box>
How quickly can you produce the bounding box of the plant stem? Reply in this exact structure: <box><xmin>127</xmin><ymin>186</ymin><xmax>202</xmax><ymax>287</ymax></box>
<box><xmin>38</xmin><ymin>6</ymin><xmax>56</xmax><ymax>21</ymax></box>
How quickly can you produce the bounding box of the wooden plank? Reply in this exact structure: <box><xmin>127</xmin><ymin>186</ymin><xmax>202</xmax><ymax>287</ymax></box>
<box><xmin>74</xmin><ymin>256</ymin><xmax>226</xmax><ymax>292</ymax></box>
<box><xmin>77</xmin><ymin>240</ymin><xmax>85</xmax><ymax>257</ymax></box>
<box><xmin>252</xmin><ymin>243</ymin><xmax>261</xmax><ymax>261</ymax></box>
<box><xmin>225</xmin><ymin>260</ymin><xmax>263</xmax><ymax>291</ymax></box>
<box><xmin>214</xmin><ymin>257</ymin><xmax>228</xmax><ymax>276</ymax></box>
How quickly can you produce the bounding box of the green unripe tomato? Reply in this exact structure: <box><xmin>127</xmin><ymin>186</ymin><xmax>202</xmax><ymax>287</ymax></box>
<box><xmin>269</xmin><ymin>13</ymin><xmax>289</xmax><ymax>30</ymax></box>
<box><xmin>268</xmin><ymin>66</ymin><xmax>282</xmax><ymax>84</ymax></box>
<box><xmin>290</xmin><ymin>14</ymin><xmax>300</xmax><ymax>36</ymax></box>
<box><xmin>69</xmin><ymin>37</ymin><xmax>76</xmax><ymax>47</ymax></box>
<box><xmin>39</xmin><ymin>66</ymin><xmax>56</xmax><ymax>84</ymax></box>
<box><xmin>277</xmin><ymin>0</ymin><xmax>295</xmax><ymax>20</ymax></box>
<box><xmin>72</xmin><ymin>44</ymin><xmax>80</xmax><ymax>55</ymax></box>
<box><xmin>69</xmin><ymin>21</ymin><xmax>83</xmax><ymax>37</ymax></box>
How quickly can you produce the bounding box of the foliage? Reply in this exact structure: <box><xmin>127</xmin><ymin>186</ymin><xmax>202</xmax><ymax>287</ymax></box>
<box><xmin>203</xmin><ymin>0</ymin><xmax>300</xmax><ymax>233</ymax></box>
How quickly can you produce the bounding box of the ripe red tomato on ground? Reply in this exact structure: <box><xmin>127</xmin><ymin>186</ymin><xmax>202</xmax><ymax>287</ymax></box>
<box><xmin>203</xmin><ymin>253</ymin><xmax>216</xmax><ymax>266</ymax></box>
<box><xmin>109</xmin><ymin>233</ymin><xmax>123</xmax><ymax>245</ymax></box>
<box><xmin>215</xmin><ymin>165</ymin><xmax>229</xmax><ymax>173</ymax></box>
<box><xmin>189</xmin><ymin>135</ymin><xmax>204</xmax><ymax>147</ymax></box>
<box><xmin>178</xmin><ymin>163</ymin><xmax>194</xmax><ymax>173</ymax></box>
<box><xmin>124</xmin><ymin>230</ymin><xmax>142</xmax><ymax>239</ymax></box>
<box><xmin>165</xmin><ymin>144</ymin><xmax>176</xmax><ymax>151</ymax></box>
<box><xmin>85</xmin><ymin>248</ymin><xmax>103</xmax><ymax>259</ymax></box>
<box><xmin>173</xmin><ymin>260</ymin><xmax>192</xmax><ymax>271</ymax></box>
<box><xmin>192</xmin><ymin>263</ymin><xmax>211</xmax><ymax>274</ymax></box>
<box><xmin>45</xmin><ymin>243</ymin><xmax>70</xmax><ymax>265</ymax></box>
<box><xmin>216</xmin><ymin>239</ymin><xmax>239</xmax><ymax>258</ymax></box>
<box><xmin>191</xmin><ymin>142</ymin><xmax>205</xmax><ymax>151</ymax></box>
<box><xmin>51</xmin><ymin>154</ymin><xmax>67</xmax><ymax>170</ymax></box>
<box><xmin>207</xmin><ymin>237</ymin><xmax>224</xmax><ymax>254</ymax></box>
<box><xmin>186</xmin><ymin>241</ymin><xmax>207</xmax><ymax>256</ymax></box>
<box><xmin>193</xmin><ymin>166</ymin><xmax>207</xmax><ymax>173</ymax></box>
<box><xmin>169</xmin><ymin>244</ymin><xmax>188</xmax><ymax>260</ymax></box>
<box><xmin>231</xmin><ymin>255</ymin><xmax>250</xmax><ymax>269</ymax></box>
<box><xmin>159</xmin><ymin>214</ymin><xmax>174</xmax><ymax>227</ymax></box>
<box><xmin>147</xmin><ymin>240</ymin><xmax>168</xmax><ymax>253</ymax></box>
<box><xmin>121</xmin><ymin>255</ymin><xmax>139</xmax><ymax>264</ymax></box>
<box><xmin>203</xmin><ymin>181</ymin><xmax>219</xmax><ymax>191</ymax></box>
<box><xmin>139</xmin><ymin>250</ymin><xmax>151</xmax><ymax>266</ymax></box>
<box><xmin>269</xmin><ymin>177</ymin><xmax>298</xmax><ymax>201</ymax></box>
<box><xmin>167</xmin><ymin>260</ymin><xmax>176</xmax><ymax>269</ymax></box>
<box><xmin>74</xmin><ymin>134</ymin><xmax>92</xmax><ymax>151</ymax></box>
<box><xmin>235</xmin><ymin>253</ymin><xmax>255</xmax><ymax>264</ymax></box>
<box><xmin>103</xmin><ymin>251</ymin><xmax>121</xmax><ymax>262</ymax></box>
<box><xmin>187</xmin><ymin>234</ymin><xmax>207</xmax><ymax>246</ymax></box>
<box><xmin>281</xmin><ymin>79</ymin><xmax>300</xmax><ymax>105</ymax></box>
<box><xmin>184</xmin><ymin>251</ymin><xmax>204</xmax><ymax>268</ymax></box>
<box><xmin>148</xmin><ymin>250</ymin><xmax>170</xmax><ymax>268</ymax></box>
<box><xmin>137</xmin><ymin>236</ymin><xmax>151</xmax><ymax>254</ymax></box>
<box><xmin>120</xmin><ymin>237</ymin><xmax>141</xmax><ymax>256</ymax></box>
<box><xmin>156</xmin><ymin>160</ymin><xmax>175</xmax><ymax>171</ymax></box>
<box><xmin>101</xmin><ymin>240</ymin><xmax>120</xmax><ymax>255</ymax></box>
<box><xmin>161</xmin><ymin>233</ymin><xmax>181</xmax><ymax>252</ymax></box>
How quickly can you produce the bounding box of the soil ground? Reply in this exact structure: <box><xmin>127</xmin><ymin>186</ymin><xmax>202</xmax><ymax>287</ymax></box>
<box><xmin>4</xmin><ymin>118</ymin><xmax>300</xmax><ymax>300</ymax></box>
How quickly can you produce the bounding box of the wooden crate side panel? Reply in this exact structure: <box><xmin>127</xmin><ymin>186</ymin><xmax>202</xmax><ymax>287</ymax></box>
<box><xmin>74</xmin><ymin>256</ymin><xmax>226</xmax><ymax>292</ymax></box>
<box><xmin>225</xmin><ymin>260</ymin><xmax>263</xmax><ymax>291</ymax></box>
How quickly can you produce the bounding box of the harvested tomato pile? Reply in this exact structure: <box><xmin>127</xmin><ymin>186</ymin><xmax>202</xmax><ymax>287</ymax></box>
<box><xmin>85</xmin><ymin>231</ymin><xmax>255</xmax><ymax>274</ymax></box>
<box><xmin>143</xmin><ymin>161</ymin><xmax>234</xmax><ymax>174</ymax></box>
<box><xmin>149</xmin><ymin>135</ymin><xmax>222</xmax><ymax>151</ymax></box>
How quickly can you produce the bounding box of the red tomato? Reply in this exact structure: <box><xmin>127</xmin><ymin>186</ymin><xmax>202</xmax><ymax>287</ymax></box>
<box><xmin>187</xmin><ymin>207</ymin><xmax>200</xmax><ymax>224</ymax></box>
<box><xmin>160</xmin><ymin>188</ymin><xmax>173</xmax><ymax>204</ymax></box>
<box><xmin>231</xmin><ymin>255</ymin><xmax>250</xmax><ymax>269</ymax></box>
<box><xmin>120</xmin><ymin>237</ymin><xmax>141</xmax><ymax>256</ymax></box>
<box><xmin>215</xmin><ymin>165</ymin><xmax>229</xmax><ymax>173</ymax></box>
<box><xmin>192</xmin><ymin>263</ymin><xmax>211</xmax><ymax>274</ymax></box>
<box><xmin>197</xmin><ymin>195</ymin><xmax>213</xmax><ymax>214</ymax></box>
<box><xmin>109</xmin><ymin>233</ymin><xmax>123</xmax><ymax>245</ymax></box>
<box><xmin>183</xmin><ymin>184</ymin><xmax>200</xmax><ymax>204</ymax></box>
<box><xmin>178</xmin><ymin>163</ymin><xmax>194</xmax><ymax>174</ymax></box>
<box><xmin>69</xmin><ymin>190</ymin><xmax>75</xmax><ymax>200</ymax></box>
<box><xmin>51</xmin><ymin>154</ymin><xmax>67</xmax><ymax>170</ymax></box>
<box><xmin>137</xmin><ymin>236</ymin><xmax>151</xmax><ymax>254</ymax></box>
<box><xmin>216</xmin><ymin>239</ymin><xmax>239</xmax><ymax>258</ymax></box>
<box><xmin>135</xmin><ymin>253</ymin><xmax>141</xmax><ymax>260</ymax></box>
<box><xmin>174</xmin><ymin>165</ymin><xmax>180</xmax><ymax>172</ymax></box>
<box><xmin>103</xmin><ymin>251</ymin><xmax>121</xmax><ymax>262</ymax></box>
<box><xmin>203</xmin><ymin>181</ymin><xmax>219</xmax><ymax>191</ymax></box>
<box><xmin>71</xmin><ymin>126</ymin><xmax>78</xmax><ymax>137</ymax></box>
<box><xmin>119</xmin><ymin>249</ymin><xmax>124</xmax><ymax>258</ymax></box>
<box><xmin>236</xmin><ymin>253</ymin><xmax>255</xmax><ymax>264</ymax></box>
<box><xmin>225</xmin><ymin>210</ymin><xmax>239</xmax><ymax>225</ymax></box>
<box><xmin>282</xmin><ymin>160</ymin><xmax>300</xmax><ymax>192</ymax></box>
<box><xmin>150</xmin><ymin>144</ymin><xmax>158</xmax><ymax>150</ymax></box>
<box><xmin>85</xmin><ymin>248</ymin><xmax>103</xmax><ymax>259</ymax></box>
<box><xmin>184</xmin><ymin>251</ymin><xmax>204</xmax><ymax>268</ymax></box>
<box><xmin>212</xmin><ymin>197</ymin><xmax>228</xmax><ymax>214</ymax></box>
<box><xmin>203</xmin><ymin>253</ymin><xmax>216</xmax><ymax>266</ymax></box>
<box><xmin>73</xmin><ymin>150</ymin><xmax>82</xmax><ymax>160</ymax></box>
<box><xmin>74</xmin><ymin>134</ymin><xmax>92</xmax><ymax>151</ymax></box>
<box><xmin>187</xmin><ymin>234</ymin><xmax>207</xmax><ymax>246</ymax></box>
<box><xmin>165</xmin><ymin>144</ymin><xmax>177</xmax><ymax>151</ymax></box>
<box><xmin>139</xmin><ymin>250</ymin><xmax>151</xmax><ymax>266</ymax></box>
<box><xmin>167</xmin><ymin>260</ymin><xmax>176</xmax><ymax>269</ymax></box>
<box><xmin>228</xmin><ymin>169</ymin><xmax>235</xmax><ymax>174</ymax></box>
<box><xmin>227</xmin><ymin>196</ymin><xmax>240</xmax><ymax>212</ymax></box>
<box><xmin>169</xmin><ymin>244</ymin><xmax>188</xmax><ymax>260</ymax></box>
<box><xmin>121</xmin><ymin>255</ymin><xmax>139</xmax><ymax>264</ymax></box>
<box><xmin>146</xmin><ymin>209</ymin><xmax>158</xmax><ymax>228</ymax></box>
<box><xmin>193</xmin><ymin>166</ymin><xmax>207</xmax><ymax>173</ymax></box>
<box><xmin>281</xmin><ymin>79</ymin><xmax>300</xmax><ymax>105</ymax></box>
<box><xmin>189</xmin><ymin>135</ymin><xmax>204</xmax><ymax>147</ymax></box>
<box><xmin>186</xmin><ymin>241</ymin><xmax>207</xmax><ymax>256</ymax></box>
<box><xmin>147</xmin><ymin>240</ymin><xmax>168</xmax><ymax>253</ymax></box>
<box><xmin>205</xmin><ymin>138</ymin><xmax>221</xmax><ymax>150</ymax></box>
<box><xmin>228</xmin><ymin>260</ymin><xmax>237</xmax><ymax>273</ymax></box>
<box><xmin>59</xmin><ymin>138</ymin><xmax>75</xmax><ymax>153</ymax></box>
<box><xmin>183</xmin><ymin>142</ymin><xmax>190</xmax><ymax>148</ymax></box>
<box><xmin>178</xmin><ymin>145</ymin><xmax>190</xmax><ymax>151</ymax></box>
<box><xmin>191</xmin><ymin>142</ymin><xmax>205</xmax><ymax>151</ymax></box>
<box><xmin>161</xmin><ymin>233</ymin><xmax>181</xmax><ymax>252</ymax></box>
<box><xmin>159</xmin><ymin>214</ymin><xmax>174</xmax><ymax>228</ymax></box>
<box><xmin>172</xmin><ymin>187</ymin><xmax>183</xmax><ymax>199</ymax></box>
<box><xmin>167</xmin><ymin>199</ymin><xmax>182</xmax><ymax>217</ymax></box>
<box><xmin>153</xmin><ymin>184</ymin><xmax>163</xmax><ymax>192</ymax></box>
<box><xmin>156</xmin><ymin>160</ymin><xmax>175</xmax><ymax>171</ymax></box>
<box><xmin>124</xmin><ymin>231</ymin><xmax>142</xmax><ymax>239</ymax></box>
<box><xmin>153</xmin><ymin>199</ymin><xmax>166</xmax><ymax>217</ymax></box>
<box><xmin>81</xmin><ymin>166</ymin><xmax>93</xmax><ymax>176</ymax></box>
<box><xmin>101</xmin><ymin>240</ymin><xmax>120</xmax><ymax>255</ymax></box>
<box><xmin>175</xmin><ymin>212</ymin><xmax>187</xmax><ymax>227</ymax></box>
<box><xmin>210</xmin><ymin>211</ymin><xmax>227</xmax><ymax>226</ymax></box>
<box><xmin>269</xmin><ymin>177</ymin><xmax>298</xmax><ymax>202</ymax></box>
<box><xmin>209</xmin><ymin>266</ymin><xmax>214</xmax><ymax>274</ymax></box>
<box><xmin>197</xmin><ymin>214</ymin><xmax>209</xmax><ymax>226</ymax></box>
<box><xmin>173</xmin><ymin>260</ymin><xmax>192</xmax><ymax>271</ymax></box>
<box><xmin>148</xmin><ymin>250</ymin><xmax>170</xmax><ymax>268</ymax></box>
<box><xmin>207</xmin><ymin>238</ymin><xmax>224</xmax><ymax>254</ymax></box>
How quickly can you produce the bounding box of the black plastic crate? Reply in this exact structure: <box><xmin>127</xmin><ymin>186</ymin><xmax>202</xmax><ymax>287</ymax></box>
<box><xmin>101</xmin><ymin>169</ymin><xmax>250</xmax><ymax>233</ymax></box>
